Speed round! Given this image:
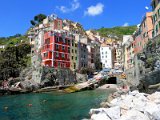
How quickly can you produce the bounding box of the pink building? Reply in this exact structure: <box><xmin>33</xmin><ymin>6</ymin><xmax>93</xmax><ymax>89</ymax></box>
<box><xmin>151</xmin><ymin>0</ymin><xmax>160</xmax><ymax>37</ymax></box>
<box><xmin>41</xmin><ymin>16</ymin><xmax>72</xmax><ymax>68</ymax></box>
<box><xmin>134</xmin><ymin>12</ymin><xmax>153</xmax><ymax>55</ymax></box>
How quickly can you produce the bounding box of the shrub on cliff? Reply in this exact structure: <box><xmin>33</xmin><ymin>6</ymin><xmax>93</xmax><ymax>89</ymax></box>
<box><xmin>0</xmin><ymin>43</ymin><xmax>31</xmax><ymax>80</ymax></box>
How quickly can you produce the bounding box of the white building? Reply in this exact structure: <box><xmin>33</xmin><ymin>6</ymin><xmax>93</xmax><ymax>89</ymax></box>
<box><xmin>100</xmin><ymin>44</ymin><xmax>114</xmax><ymax>69</ymax></box>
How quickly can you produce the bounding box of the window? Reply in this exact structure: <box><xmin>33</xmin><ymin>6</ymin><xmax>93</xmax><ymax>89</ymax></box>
<box><xmin>63</xmin><ymin>38</ymin><xmax>65</xmax><ymax>43</ymax></box>
<box><xmin>158</xmin><ymin>8</ymin><xmax>160</xmax><ymax>17</ymax></box>
<box><xmin>156</xmin><ymin>24</ymin><xmax>159</xmax><ymax>33</ymax></box>
<box><xmin>68</xmin><ymin>47</ymin><xmax>70</xmax><ymax>53</ymax></box>
<box><xmin>75</xmin><ymin>57</ymin><xmax>77</xmax><ymax>60</ymax></box>
<box><xmin>55</xmin><ymin>44</ymin><xmax>59</xmax><ymax>50</ymax></box>
<box><xmin>72</xmin><ymin>42</ymin><xmax>74</xmax><ymax>46</ymax></box>
<box><xmin>56</xmin><ymin>37</ymin><xmax>59</xmax><ymax>42</ymax></box>
<box><xmin>62</xmin><ymin>46</ymin><xmax>65</xmax><ymax>51</ymax></box>
<box><xmin>68</xmin><ymin>40</ymin><xmax>70</xmax><ymax>45</ymax></box>
<box><xmin>106</xmin><ymin>55</ymin><xmax>107</xmax><ymax>58</ymax></box>
<box><xmin>62</xmin><ymin>53</ymin><xmax>65</xmax><ymax>58</ymax></box>
<box><xmin>75</xmin><ymin>50</ymin><xmax>77</xmax><ymax>53</ymax></box>
<box><xmin>102</xmin><ymin>56</ymin><xmax>104</xmax><ymax>58</ymax></box>
<box><xmin>152</xmin><ymin>30</ymin><xmax>155</xmax><ymax>37</ymax></box>
<box><xmin>72</xmin><ymin>56</ymin><xmax>74</xmax><ymax>60</ymax></box>
<box><xmin>59</xmin><ymin>37</ymin><xmax>62</xmax><ymax>42</ymax></box>
<box><xmin>74</xmin><ymin>63</ymin><xmax>76</xmax><ymax>69</ymax></box>
<box><xmin>143</xmin><ymin>22</ymin><xmax>146</xmax><ymax>28</ymax></box>
<box><xmin>105</xmin><ymin>51</ymin><xmax>107</xmax><ymax>54</ymax></box>
<box><xmin>56</xmin><ymin>52</ymin><xmax>59</xmax><ymax>58</ymax></box>
<box><xmin>58</xmin><ymin>62</ymin><xmax>61</xmax><ymax>67</ymax></box>
<box><xmin>102</xmin><ymin>52</ymin><xmax>104</xmax><ymax>54</ymax></box>
<box><xmin>155</xmin><ymin>14</ymin><xmax>157</xmax><ymax>22</ymax></box>
<box><xmin>44</xmin><ymin>53</ymin><xmax>48</xmax><ymax>57</ymax></box>
<box><xmin>45</xmin><ymin>38</ymin><xmax>50</xmax><ymax>44</ymax></box>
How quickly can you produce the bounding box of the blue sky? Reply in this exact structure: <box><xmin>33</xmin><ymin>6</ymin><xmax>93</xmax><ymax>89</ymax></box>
<box><xmin>0</xmin><ymin>0</ymin><xmax>151</xmax><ymax>37</ymax></box>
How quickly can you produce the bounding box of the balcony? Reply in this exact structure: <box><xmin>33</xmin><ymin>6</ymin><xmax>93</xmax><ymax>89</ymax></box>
<box><xmin>42</xmin><ymin>44</ymin><xmax>53</xmax><ymax>52</ymax></box>
<box><xmin>42</xmin><ymin>56</ymin><xmax>52</xmax><ymax>61</ymax></box>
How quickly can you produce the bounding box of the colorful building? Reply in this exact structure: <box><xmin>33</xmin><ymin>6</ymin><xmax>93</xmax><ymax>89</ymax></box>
<box><xmin>42</xmin><ymin>31</ymin><xmax>71</xmax><ymax>68</ymax></box>
<box><xmin>134</xmin><ymin>12</ymin><xmax>153</xmax><ymax>55</ymax></box>
<box><xmin>70</xmin><ymin>37</ymin><xmax>78</xmax><ymax>70</ymax></box>
<box><xmin>86</xmin><ymin>30</ymin><xmax>101</xmax><ymax>69</ymax></box>
<box><xmin>151</xmin><ymin>0</ymin><xmax>160</xmax><ymax>37</ymax></box>
<box><xmin>100</xmin><ymin>43</ymin><xmax>114</xmax><ymax>69</ymax></box>
<box><xmin>122</xmin><ymin>35</ymin><xmax>134</xmax><ymax>70</ymax></box>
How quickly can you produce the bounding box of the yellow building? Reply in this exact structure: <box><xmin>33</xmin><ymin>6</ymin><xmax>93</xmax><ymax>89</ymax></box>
<box><xmin>70</xmin><ymin>38</ymin><xmax>78</xmax><ymax>71</ymax></box>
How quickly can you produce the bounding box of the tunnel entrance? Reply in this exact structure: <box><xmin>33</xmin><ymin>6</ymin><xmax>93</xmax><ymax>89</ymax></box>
<box><xmin>107</xmin><ymin>77</ymin><xmax>117</xmax><ymax>84</ymax></box>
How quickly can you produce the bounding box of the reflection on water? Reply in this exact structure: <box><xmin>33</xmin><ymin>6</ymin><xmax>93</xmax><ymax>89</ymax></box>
<box><xmin>0</xmin><ymin>90</ymin><xmax>113</xmax><ymax>120</ymax></box>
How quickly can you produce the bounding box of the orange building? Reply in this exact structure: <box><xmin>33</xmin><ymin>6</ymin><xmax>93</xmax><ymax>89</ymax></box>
<box><xmin>134</xmin><ymin>12</ymin><xmax>153</xmax><ymax>55</ymax></box>
<box><xmin>151</xmin><ymin>0</ymin><xmax>160</xmax><ymax>37</ymax></box>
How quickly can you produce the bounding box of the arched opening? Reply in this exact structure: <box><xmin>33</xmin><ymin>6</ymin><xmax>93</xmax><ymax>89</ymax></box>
<box><xmin>107</xmin><ymin>77</ymin><xmax>117</xmax><ymax>84</ymax></box>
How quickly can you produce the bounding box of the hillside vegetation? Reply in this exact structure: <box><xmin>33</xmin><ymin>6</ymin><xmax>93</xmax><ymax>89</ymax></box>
<box><xmin>0</xmin><ymin>34</ymin><xmax>29</xmax><ymax>46</ymax></box>
<box><xmin>0</xmin><ymin>35</ymin><xmax>31</xmax><ymax>81</ymax></box>
<box><xmin>97</xmin><ymin>26</ymin><xmax>137</xmax><ymax>39</ymax></box>
<box><xmin>0</xmin><ymin>43</ymin><xmax>31</xmax><ymax>80</ymax></box>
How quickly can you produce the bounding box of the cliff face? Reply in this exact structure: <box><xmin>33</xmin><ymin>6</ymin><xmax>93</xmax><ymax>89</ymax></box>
<box><xmin>0</xmin><ymin>43</ymin><xmax>31</xmax><ymax>81</ymax></box>
<box><xmin>136</xmin><ymin>35</ymin><xmax>160</xmax><ymax>92</ymax></box>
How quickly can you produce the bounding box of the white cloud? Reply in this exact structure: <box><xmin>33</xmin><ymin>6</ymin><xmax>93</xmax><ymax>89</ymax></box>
<box><xmin>123</xmin><ymin>22</ymin><xmax>129</xmax><ymax>27</ymax></box>
<box><xmin>145</xmin><ymin>6</ymin><xmax>149</xmax><ymax>10</ymax></box>
<box><xmin>84</xmin><ymin>3</ymin><xmax>104</xmax><ymax>16</ymax></box>
<box><xmin>56</xmin><ymin>0</ymin><xmax>80</xmax><ymax>13</ymax></box>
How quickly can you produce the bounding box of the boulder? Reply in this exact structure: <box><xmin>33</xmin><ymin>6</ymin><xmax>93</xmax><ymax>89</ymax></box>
<box><xmin>90</xmin><ymin>108</ymin><xmax>105</xmax><ymax>115</ymax></box>
<box><xmin>91</xmin><ymin>112</ymin><xmax>111</xmax><ymax>120</ymax></box>
<box><xmin>128</xmin><ymin>90</ymin><xmax>139</xmax><ymax>96</ymax></box>
<box><xmin>100</xmin><ymin>102</ymin><xmax>112</xmax><ymax>108</ymax></box>
<box><xmin>40</xmin><ymin>79</ymin><xmax>54</xmax><ymax>88</ymax></box>
<box><xmin>8</xmin><ymin>77</ymin><xmax>21</xmax><ymax>86</ymax></box>
<box><xmin>103</xmin><ymin>106</ymin><xmax>121</xmax><ymax>120</ymax></box>
<box><xmin>20</xmin><ymin>80</ymin><xmax>39</xmax><ymax>91</ymax></box>
<box><xmin>144</xmin><ymin>103</ymin><xmax>160</xmax><ymax>120</ymax></box>
<box><xmin>147</xmin><ymin>92</ymin><xmax>160</xmax><ymax>104</ymax></box>
<box><xmin>120</xmin><ymin>110</ymin><xmax>150</xmax><ymax>120</ymax></box>
<box><xmin>129</xmin><ymin>86</ymin><xmax>138</xmax><ymax>92</ymax></box>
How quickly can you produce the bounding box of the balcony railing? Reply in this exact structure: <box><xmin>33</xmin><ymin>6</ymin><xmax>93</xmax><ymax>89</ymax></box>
<box><xmin>42</xmin><ymin>44</ymin><xmax>53</xmax><ymax>52</ymax></box>
<box><xmin>42</xmin><ymin>56</ymin><xmax>52</xmax><ymax>60</ymax></box>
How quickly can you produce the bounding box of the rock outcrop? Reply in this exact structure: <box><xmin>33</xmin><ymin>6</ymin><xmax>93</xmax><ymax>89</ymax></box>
<box><xmin>90</xmin><ymin>90</ymin><xmax>160</xmax><ymax>120</ymax></box>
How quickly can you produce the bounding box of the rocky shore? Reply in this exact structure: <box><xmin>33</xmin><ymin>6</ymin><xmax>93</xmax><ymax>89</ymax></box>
<box><xmin>89</xmin><ymin>90</ymin><xmax>160</xmax><ymax>120</ymax></box>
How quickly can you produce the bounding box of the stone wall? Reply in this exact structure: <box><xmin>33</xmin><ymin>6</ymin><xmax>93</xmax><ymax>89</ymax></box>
<box><xmin>40</xmin><ymin>67</ymin><xmax>76</xmax><ymax>85</ymax></box>
<box><xmin>141</xmin><ymin>70</ymin><xmax>160</xmax><ymax>85</ymax></box>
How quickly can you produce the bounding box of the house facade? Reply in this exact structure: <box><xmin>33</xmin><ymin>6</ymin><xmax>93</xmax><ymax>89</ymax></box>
<box><xmin>41</xmin><ymin>31</ymin><xmax>72</xmax><ymax>68</ymax></box>
<box><xmin>151</xmin><ymin>0</ymin><xmax>160</xmax><ymax>37</ymax></box>
<box><xmin>100</xmin><ymin>44</ymin><xmax>114</xmax><ymax>69</ymax></box>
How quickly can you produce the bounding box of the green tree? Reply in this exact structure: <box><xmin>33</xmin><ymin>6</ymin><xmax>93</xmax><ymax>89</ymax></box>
<box><xmin>30</xmin><ymin>14</ymin><xmax>47</xmax><ymax>26</ymax></box>
<box><xmin>0</xmin><ymin>43</ymin><xmax>31</xmax><ymax>80</ymax></box>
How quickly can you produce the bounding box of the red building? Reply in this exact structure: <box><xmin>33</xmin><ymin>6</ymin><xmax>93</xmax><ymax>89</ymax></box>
<box><xmin>41</xmin><ymin>31</ymin><xmax>71</xmax><ymax>68</ymax></box>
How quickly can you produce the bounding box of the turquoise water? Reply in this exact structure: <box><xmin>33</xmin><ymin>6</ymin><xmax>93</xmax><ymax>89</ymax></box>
<box><xmin>0</xmin><ymin>90</ymin><xmax>113</xmax><ymax>120</ymax></box>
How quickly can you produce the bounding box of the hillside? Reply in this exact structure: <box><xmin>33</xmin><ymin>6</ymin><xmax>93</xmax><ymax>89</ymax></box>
<box><xmin>0</xmin><ymin>34</ymin><xmax>29</xmax><ymax>46</ymax></box>
<box><xmin>97</xmin><ymin>26</ymin><xmax>137</xmax><ymax>39</ymax></box>
<box><xmin>0</xmin><ymin>35</ymin><xmax>31</xmax><ymax>81</ymax></box>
